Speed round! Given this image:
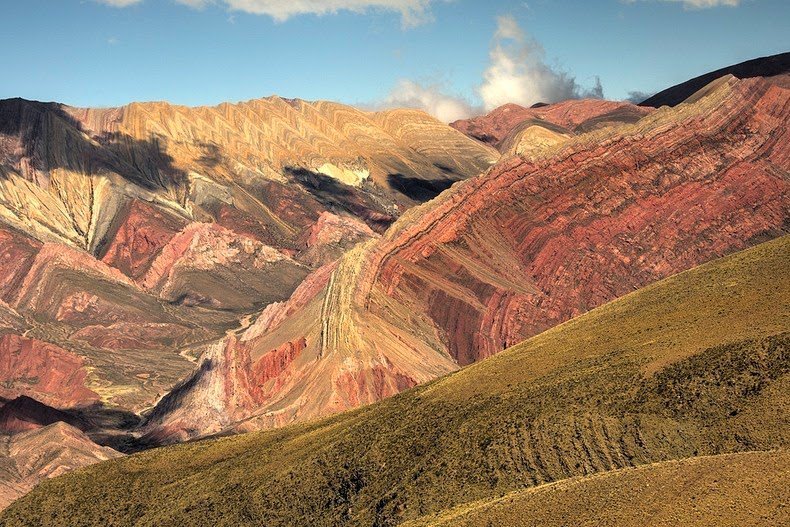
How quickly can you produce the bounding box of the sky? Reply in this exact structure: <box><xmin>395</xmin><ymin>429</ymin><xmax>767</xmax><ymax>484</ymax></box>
<box><xmin>1</xmin><ymin>0</ymin><xmax>788</xmax><ymax>121</ymax></box>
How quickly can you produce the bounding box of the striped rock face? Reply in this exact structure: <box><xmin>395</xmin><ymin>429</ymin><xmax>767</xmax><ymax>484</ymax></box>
<box><xmin>0</xmin><ymin>94</ymin><xmax>497</xmax><ymax>417</ymax></box>
<box><xmin>142</xmin><ymin>74</ymin><xmax>789</xmax><ymax>442</ymax></box>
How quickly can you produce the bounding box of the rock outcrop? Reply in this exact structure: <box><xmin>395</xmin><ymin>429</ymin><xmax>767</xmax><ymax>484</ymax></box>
<box><xmin>0</xmin><ymin>422</ymin><xmax>120</xmax><ymax>510</ymax></box>
<box><xmin>0</xmin><ymin>94</ymin><xmax>496</xmax><ymax>416</ymax></box>
<box><xmin>0</xmin><ymin>92</ymin><xmax>497</xmax><ymax>417</ymax></box>
<box><xmin>0</xmin><ymin>336</ymin><xmax>98</xmax><ymax>409</ymax></box>
<box><xmin>145</xmin><ymin>74</ymin><xmax>789</xmax><ymax>441</ymax></box>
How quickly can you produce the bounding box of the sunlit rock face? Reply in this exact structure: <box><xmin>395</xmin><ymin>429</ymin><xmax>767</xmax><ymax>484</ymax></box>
<box><xmin>0</xmin><ymin>94</ymin><xmax>495</xmax><ymax>416</ymax></box>
<box><xmin>143</xmin><ymin>74</ymin><xmax>789</xmax><ymax>443</ymax></box>
<box><xmin>367</xmin><ymin>75</ymin><xmax>789</xmax><ymax>365</ymax></box>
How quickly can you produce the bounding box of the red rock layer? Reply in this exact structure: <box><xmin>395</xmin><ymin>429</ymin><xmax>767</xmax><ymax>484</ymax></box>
<box><xmin>0</xmin><ymin>335</ymin><xmax>98</xmax><ymax>408</ymax></box>
<box><xmin>146</xmin><ymin>75</ymin><xmax>789</xmax><ymax>442</ymax></box>
<box><xmin>451</xmin><ymin>100</ymin><xmax>652</xmax><ymax>148</ymax></box>
<box><xmin>98</xmin><ymin>199</ymin><xmax>187</xmax><ymax>279</ymax></box>
<box><xmin>296</xmin><ymin>211</ymin><xmax>378</xmax><ymax>267</ymax></box>
<box><xmin>370</xmin><ymin>75</ymin><xmax>789</xmax><ymax>364</ymax></box>
<box><xmin>0</xmin><ymin>228</ymin><xmax>41</xmax><ymax>303</ymax></box>
<box><xmin>333</xmin><ymin>363</ymin><xmax>417</xmax><ymax>408</ymax></box>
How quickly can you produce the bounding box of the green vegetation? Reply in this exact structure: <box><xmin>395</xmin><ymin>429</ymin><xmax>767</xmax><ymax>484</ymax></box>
<box><xmin>3</xmin><ymin>237</ymin><xmax>788</xmax><ymax>526</ymax></box>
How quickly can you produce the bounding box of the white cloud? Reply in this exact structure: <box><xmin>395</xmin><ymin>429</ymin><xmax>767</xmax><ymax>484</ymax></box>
<box><xmin>97</xmin><ymin>0</ymin><xmax>442</xmax><ymax>27</ymax></box>
<box><xmin>479</xmin><ymin>15</ymin><xmax>602</xmax><ymax>111</ymax></box>
<box><xmin>94</xmin><ymin>0</ymin><xmax>143</xmax><ymax>6</ymax></box>
<box><xmin>381</xmin><ymin>16</ymin><xmax>604</xmax><ymax>122</ymax></box>
<box><xmin>175</xmin><ymin>0</ymin><xmax>212</xmax><ymax>7</ymax></box>
<box><xmin>668</xmin><ymin>0</ymin><xmax>740</xmax><ymax>7</ymax></box>
<box><xmin>223</xmin><ymin>0</ymin><xmax>437</xmax><ymax>27</ymax></box>
<box><xmin>625</xmin><ymin>90</ymin><xmax>654</xmax><ymax>103</ymax></box>
<box><xmin>383</xmin><ymin>80</ymin><xmax>476</xmax><ymax>123</ymax></box>
<box><xmin>381</xmin><ymin>16</ymin><xmax>603</xmax><ymax>122</ymax></box>
<box><xmin>628</xmin><ymin>0</ymin><xmax>740</xmax><ymax>8</ymax></box>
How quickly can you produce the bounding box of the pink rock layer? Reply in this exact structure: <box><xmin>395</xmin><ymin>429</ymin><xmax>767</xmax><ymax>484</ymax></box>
<box><xmin>451</xmin><ymin>99</ymin><xmax>652</xmax><ymax>148</ymax></box>
<box><xmin>374</xmin><ymin>76</ymin><xmax>789</xmax><ymax>364</ymax></box>
<box><xmin>0</xmin><ymin>334</ymin><xmax>98</xmax><ymax>408</ymax></box>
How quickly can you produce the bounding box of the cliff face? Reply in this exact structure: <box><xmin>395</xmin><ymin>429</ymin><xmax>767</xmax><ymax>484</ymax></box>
<box><xmin>0</xmin><ymin>95</ymin><xmax>497</xmax><ymax>252</ymax></box>
<box><xmin>371</xmin><ymin>75</ymin><xmax>788</xmax><ymax>365</ymax></box>
<box><xmin>145</xmin><ymin>74</ymin><xmax>789</xmax><ymax>441</ymax></box>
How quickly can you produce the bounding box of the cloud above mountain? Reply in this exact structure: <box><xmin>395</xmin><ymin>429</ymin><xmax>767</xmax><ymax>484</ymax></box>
<box><xmin>95</xmin><ymin>0</ymin><xmax>442</xmax><ymax>27</ymax></box>
<box><xmin>383</xmin><ymin>80</ymin><xmax>476</xmax><ymax>123</ymax></box>
<box><xmin>628</xmin><ymin>0</ymin><xmax>741</xmax><ymax>8</ymax></box>
<box><xmin>95</xmin><ymin>0</ymin><xmax>144</xmax><ymax>6</ymax></box>
<box><xmin>478</xmin><ymin>15</ymin><xmax>603</xmax><ymax>111</ymax></box>
<box><xmin>384</xmin><ymin>15</ymin><xmax>604</xmax><ymax>122</ymax></box>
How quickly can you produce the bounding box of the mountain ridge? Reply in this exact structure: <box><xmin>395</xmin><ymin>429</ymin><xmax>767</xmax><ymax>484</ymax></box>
<box><xmin>142</xmin><ymin>72</ymin><xmax>788</xmax><ymax>443</ymax></box>
<box><xmin>3</xmin><ymin>233</ymin><xmax>786</xmax><ymax>525</ymax></box>
<box><xmin>640</xmin><ymin>51</ymin><xmax>790</xmax><ymax>107</ymax></box>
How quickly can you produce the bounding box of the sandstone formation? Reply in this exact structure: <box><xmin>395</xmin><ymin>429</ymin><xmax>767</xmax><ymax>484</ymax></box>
<box><xmin>145</xmin><ymin>74</ymin><xmax>789</xmax><ymax>442</ymax></box>
<box><xmin>0</xmin><ymin>95</ymin><xmax>497</xmax><ymax>253</ymax></box>
<box><xmin>4</xmin><ymin>235</ymin><xmax>785</xmax><ymax>525</ymax></box>
<box><xmin>0</xmin><ymin>59</ymin><xmax>788</xmax><ymax>514</ymax></box>
<box><xmin>0</xmin><ymin>336</ymin><xmax>98</xmax><ymax>409</ymax></box>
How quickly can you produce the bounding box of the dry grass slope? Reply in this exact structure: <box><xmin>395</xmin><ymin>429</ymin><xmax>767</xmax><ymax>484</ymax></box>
<box><xmin>2</xmin><ymin>236</ymin><xmax>788</xmax><ymax>526</ymax></box>
<box><xmin>406</xmin><ymin>450</ymin><xmax>789</xmax><ymax>527</ymax></box>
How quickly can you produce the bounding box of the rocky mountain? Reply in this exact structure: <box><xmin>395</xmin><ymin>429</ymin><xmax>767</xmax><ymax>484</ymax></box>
<box><xmin>142</xmin><ymin>72</ymin><xmax>789</xmax><ymax>443</ymax></box>
<box><xmin>0</xmin><ymin>96</ymin><xmax>496</xmax><ymax>418</ymax></box>
<box><xmin>640</xmin><ymin>51</ymin><xmax>790</xmax><ymax>107</ymax></box>
<box><xmin>450</xmin><ymin>99</ymin><xmax>652</xmax><ymax>150</ymax></box>
<box><xmin>3</xmin><ymin>235</ymin><xmax>786</xmax><ymax>525</ymax></box>
<box><xmin>0</xmin><ymin>422</ymin><xmax>120</xmax><ymax>511</ymax></box>
<box><xmin>0</xmin><ymin>56</ymin><xmax>787</xmax><ymax>515</ymax></box>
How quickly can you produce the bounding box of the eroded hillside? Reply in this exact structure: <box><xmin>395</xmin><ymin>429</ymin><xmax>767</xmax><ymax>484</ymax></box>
<box><xmin>3</xmin><ymin>234</ymin><xmax>787</xmax><ymax>526</ymax></box>
<box><xmin>145</xmin><ymin>73</ymin><xmax>789</xmax><ymax>442</ymax></box>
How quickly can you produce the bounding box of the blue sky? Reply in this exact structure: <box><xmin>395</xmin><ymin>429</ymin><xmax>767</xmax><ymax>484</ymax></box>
<box><xmin>1</xmin><ymin>0</ymin><xmax>787</xmax><ymax>120</ymax></box>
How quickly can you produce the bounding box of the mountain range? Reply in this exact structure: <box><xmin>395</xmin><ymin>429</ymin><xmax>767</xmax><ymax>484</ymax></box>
<box><xmin>0</xmin><ymin>53</ymin><xmax>787</xmax><ymax>522</ymax></box>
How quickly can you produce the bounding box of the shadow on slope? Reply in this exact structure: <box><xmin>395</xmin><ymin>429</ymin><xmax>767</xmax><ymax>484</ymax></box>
<box><xmin>386</xmin><ymin>173</ymin><xmax>458</xmax><ymax>202</ymax></box>
<box><xmin>2</xmin><ymin>236</ymin><xmax>787</xmax><ymax>526</ymax></box>
<box><xmin>0</xmin><ymin>97</ymin><xmax>187</xmax><ymax>193</ymax></box>
<box><xmin>286</xmin><ymin>167</ymin><xmax>395</xmax><ymax>232</ymax></box>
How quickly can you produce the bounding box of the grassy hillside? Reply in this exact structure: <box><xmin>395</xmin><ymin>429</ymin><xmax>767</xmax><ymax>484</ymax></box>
<box><xmin>407</xmin><ymin>450</ymin><xmax>790</xmax><ymax>527</ymax></box>
<box><xmin>3</xmin><ymin>236</ymin><xmax>788</xmax><ymax>526</ymax></box>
